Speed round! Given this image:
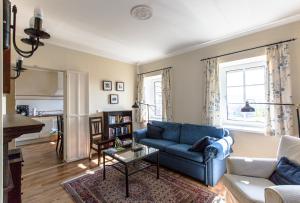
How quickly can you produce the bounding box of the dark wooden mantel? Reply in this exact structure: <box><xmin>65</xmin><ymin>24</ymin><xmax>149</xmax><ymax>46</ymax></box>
<box><xmin>4</xmin><ymin>114</ymin><xmax>45</xmax><ymax>142</ymax></box>
<box><xmin>3</xmin><ymin>114</ymin><xmax>45</xmax><ymax>203</ymax></box>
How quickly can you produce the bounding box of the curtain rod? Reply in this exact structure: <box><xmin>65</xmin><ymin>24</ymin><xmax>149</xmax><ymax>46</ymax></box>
<box><xmin>137</xmin><ymin>66</ymin><xmax>172</xmax><ymax>75</ymax></box>
<box><xmin>200</xmin><ymin>38</ymin><xmax>297</xmax><ymax>61</ymax></box>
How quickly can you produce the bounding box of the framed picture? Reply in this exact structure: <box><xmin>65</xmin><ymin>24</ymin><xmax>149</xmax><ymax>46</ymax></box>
<box><xmin>110</xmin><ymin>94</ymin><xmax>119</xmax><ymax>104</ymax></box>
<box><xmin>116</xmin><ymin>82</ymin><xmax>125</xmax><ymax>91</ymax></box>
<box><xmin>103</xmin><ymin>80</ymin><xmax>112</xmax><ymax>91</ymax></box>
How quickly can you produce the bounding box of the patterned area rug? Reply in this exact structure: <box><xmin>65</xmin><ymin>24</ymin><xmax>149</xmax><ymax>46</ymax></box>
<box><xmin>62</xmin><ymin>163</ymin><xmax>217</xmax><ymax>203</ymax></box>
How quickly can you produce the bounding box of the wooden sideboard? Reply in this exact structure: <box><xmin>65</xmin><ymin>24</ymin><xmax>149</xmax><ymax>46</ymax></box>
<box><xmin>3</xmin><ymin>114</ymin><xmax>44</xmax><ymax>203</ymax></box>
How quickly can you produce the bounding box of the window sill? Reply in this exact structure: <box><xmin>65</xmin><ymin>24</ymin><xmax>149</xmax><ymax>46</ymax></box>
<box><xmin>222</xmin><ymin>125</ymin><xmax>265</xmax><ymax>134</ymax></box>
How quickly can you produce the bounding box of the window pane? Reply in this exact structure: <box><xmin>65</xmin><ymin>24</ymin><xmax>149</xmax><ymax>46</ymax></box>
<box><xmin>227</xmin><ymin>104</ymin><xmax>244</xmax><ymax>121</ymax></box>
<box><xmin>244</xmin><ymin>104</ymin><xmax>266</xmax><ymax>123</ymax></box>
<box><xmin>227</xmin><ymin>87</ymin><xmax>244</xmax><ymax>103</ymax></box>
<box><xmin>245</xmin><ymin>85</ymin><xmax>265</xmax><ymax>103</ymax></box>
<box><xmin>226</xmin><ymin>70</ymin><xmax>243</xmax><ymax>86</ymax></box>
<box><xmin>245</xmin><ymin>67</ymin><xmax>265</xmax><ymax>85</ymax></box>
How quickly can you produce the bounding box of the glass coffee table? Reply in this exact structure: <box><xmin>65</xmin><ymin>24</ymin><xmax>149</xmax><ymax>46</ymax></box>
<box><xmin>102</xmin><ymin>144</ymin><xmax>159</xmax><ymax>197</ymax></box>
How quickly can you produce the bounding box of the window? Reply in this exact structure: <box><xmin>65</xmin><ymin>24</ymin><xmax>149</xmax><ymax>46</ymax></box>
<box><xmin>144</xmin><ymin>75</ymin><xmax>162</xmax><ymax>121</ymax></box>
<box><xmin>220</xmin><ymin>56</ymin><xmax>267</xmax><ymax>131</ymax></box>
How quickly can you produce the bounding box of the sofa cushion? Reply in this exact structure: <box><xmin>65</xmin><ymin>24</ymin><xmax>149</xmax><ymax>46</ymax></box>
<box><xmin>222</xmin><ymin>174</ymin><xmax>276</xmax><ymax>203</ymax></box>
<box><xmin>189</xmin><ymin>136</ymin><xmax>217</xmax><ymax>152</ymax></box>
<box><xmin>151</xmin><ymin>121</ymin><xmax>181</xmax><ymax>143</ymax></box>
<box><xmin>146</xmin><ymin>123</ymin><xmax>164</xmax><ymax>139</ymax></box>
<box><xmin>180</xmin><ymin>124</ymin><xmax>225</xmax><ymax>145</ymax></box>
<box><xmin>139</xmin><ymin>138</ymin><xmax>177</xmax><ymax>151</ymax></box>
<box><xmin>269</xmin><ymin>157</ymin><xmax>300</xmax><ymax>185</ymax></box>
<box><xmin>165</xmin><ymin>144</ymin><xmax>204</xmax><ymax>163</ymax></box>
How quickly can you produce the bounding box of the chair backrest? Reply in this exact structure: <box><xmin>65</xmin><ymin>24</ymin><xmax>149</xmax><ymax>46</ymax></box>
<box><xmin>277</xmin><ymin>135</ymin><xmax>300</xmax><ymax>165</ymax></box>
<box><xmin>89</xmin><ymin>116</ymin><xmax>103</xmax><ymax>139</ymax></box>
<box><xmin>57</xmin><ymin>115</ymin><xmax>64</xmax><ymax>134</ymax></box>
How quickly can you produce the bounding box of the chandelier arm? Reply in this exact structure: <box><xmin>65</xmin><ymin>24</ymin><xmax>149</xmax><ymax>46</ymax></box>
<box><xmin>11</xmin><ymin>5</ymin><xmax>39</xmax><ymax>57</ymax></box>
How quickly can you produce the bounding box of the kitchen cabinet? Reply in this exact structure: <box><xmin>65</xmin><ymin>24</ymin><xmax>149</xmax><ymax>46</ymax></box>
<box><xmin>15</xmin><ymin>116</ymin><xmax>58</xmax><ymax>143</ymax></box>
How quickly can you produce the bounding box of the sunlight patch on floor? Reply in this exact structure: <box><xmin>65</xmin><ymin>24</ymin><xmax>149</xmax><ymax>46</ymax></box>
<box><xmin>78</xmin><ymin>163</ymin><xmax>87</xmax><ymax>169</ymax></box>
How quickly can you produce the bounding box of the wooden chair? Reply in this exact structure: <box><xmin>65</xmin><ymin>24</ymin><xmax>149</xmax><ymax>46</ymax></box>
<box><xmin>89</xmin><ymin>116</ymin><xmax>113</xmax><ymax>165</ymax></box>
<box><xmin>56</xmin><ymin>115</ymin><xmax>64</xmax><ymax>159</ymax></box>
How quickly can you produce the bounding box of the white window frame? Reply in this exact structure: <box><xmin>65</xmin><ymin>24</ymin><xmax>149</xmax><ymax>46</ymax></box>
<box><xmin>144</xmin><ymin>74</ymin><xmax>162</xmax><ymax>121</ymax></box>
<box><xmin>219</xmin><ymin>56</ymin><xmax>267</xmax><ymax>132</ymax></box>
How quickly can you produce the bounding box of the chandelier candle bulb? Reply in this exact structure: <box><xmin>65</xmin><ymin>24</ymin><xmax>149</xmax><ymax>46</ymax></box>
<box><xmin>34</xmin><ymin>7</ymin><xmax>43</xmax><ymax>19</ymax></box>
<box><xmin>29</xmin><ymin>17</ymin><xmax>35</xmax><ymax>28</ymax></box>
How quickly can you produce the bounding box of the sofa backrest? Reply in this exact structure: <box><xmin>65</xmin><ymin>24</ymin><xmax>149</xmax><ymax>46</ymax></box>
<box><xmin>180</xmin><ymin>123</ymin><xmax>225</xmax><ymax>145</ymax></box>
<box><xmin>277</xmin><ymin>135</ymin><xmax>300</xmax><ymax>165</ymax></box>
<box><xmin>151</xmin><ymin>121</ymin><xmax>181</xmax><ymax>143</ymax></box>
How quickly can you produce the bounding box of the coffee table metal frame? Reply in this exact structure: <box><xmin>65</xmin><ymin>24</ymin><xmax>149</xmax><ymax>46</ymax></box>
<box><xmin>102</xmin><ymin>146</ymin><xmax>160</xmax><ymax>198</ymax></box>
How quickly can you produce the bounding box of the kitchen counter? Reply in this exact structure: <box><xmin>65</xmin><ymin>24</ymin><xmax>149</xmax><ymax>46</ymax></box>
<box><xmin>29</xmin><ymin>113</ymin><xmax>63</xmax><ymax>118</ymax></box>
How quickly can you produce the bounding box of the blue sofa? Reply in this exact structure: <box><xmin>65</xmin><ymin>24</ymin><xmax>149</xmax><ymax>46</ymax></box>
<box><xmin>133</xmin><ymin>121</ymin><xmax>233</xmax><ymax>186</ymax></box>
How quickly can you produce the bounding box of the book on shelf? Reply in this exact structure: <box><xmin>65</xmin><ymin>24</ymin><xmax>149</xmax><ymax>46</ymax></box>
<box><xmin>108</xmin><ymin>115</ymin><xmax>132</xmax><ymax>125</ymax></box>
<box><xmin>108</xmin><ymin>124</ymin><xmax>131</xmax><ymax>138</ymax></box>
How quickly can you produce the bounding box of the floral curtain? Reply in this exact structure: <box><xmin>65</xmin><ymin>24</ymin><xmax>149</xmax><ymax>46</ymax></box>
<box><xmin>203</xmin><ymin>58</ymin><xmax>220</xmax><ymax>126</ymax></box>
<box><xmin>265</xmin><ymin>43</ymin><xmax>294</xmax><ymax>136</ymax></box>
<box><xmin>135</xmin><ymin>74</ymin><xmax>146</xmax><ymax>123</ymax></box>
<box><xmin>162</xmin><ymin>68</ymin><xmax>173</xmax><ymax>121</ymax></box>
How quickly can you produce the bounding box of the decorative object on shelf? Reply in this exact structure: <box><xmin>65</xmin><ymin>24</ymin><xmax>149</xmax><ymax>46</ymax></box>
<box><xmin>114</xmin><ymin>137</ymin><xmax>123</xmax><ymax>150</ymax></box>
<box><xmin>4</xmin><ymin>0</ymin><xmax>51</xmax><ymax>58</ymax></box>
<box><xmin>241</xmin><ymin>101</ymin><xmax>300</xmax><ymax>138</ymax></box>
<box><xmin>110</xmin><ymin>94</ymin><xmax>119</xmax><ymax>104</ymax></box>
<box><xmin>11</xmin><ymin>55</ymin><xmax>26</xmax><ymax>79</ymax></box>
<box><xmin>132</xmin><ymin>101</ymin><xmax>156</xmax><ymax>123</ymax></box>
<box><xmin>103</xmin><ymin>80</ymin><xmax>112</xmax><ymax>91</ymax></box>
<box><xmin>116</xmin><ymin>82</ymin><xmax>125</xmax><ymax>91</ymax></box>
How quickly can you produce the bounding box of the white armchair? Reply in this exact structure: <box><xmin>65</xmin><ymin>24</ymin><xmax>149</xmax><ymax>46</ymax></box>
<box><xmin>222</xmin><ymin>135</ymin><xmax>300</xmax><ymax>203</ymax></box>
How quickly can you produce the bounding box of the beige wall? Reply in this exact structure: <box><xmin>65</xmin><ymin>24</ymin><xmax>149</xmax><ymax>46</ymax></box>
<box><xmin>139</xmin><ymin>21</ymin><xmax>300</xmax><ymax>158</ymax></box>
<box><xmin>15</xmin><ymin>69</ymin><xmax>59</xmax><ymax>96</ymax></box>
<box><xmin>10</xmin><ymin>40</ymin><xmax>136</xmax><ymax>115</ymax></box>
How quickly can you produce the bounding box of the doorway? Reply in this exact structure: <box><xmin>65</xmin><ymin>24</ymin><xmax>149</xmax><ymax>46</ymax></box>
<box><xmin>13</xmin><ymin>66</ymin><xmax>65</xmax><ymax>175</ymax></box>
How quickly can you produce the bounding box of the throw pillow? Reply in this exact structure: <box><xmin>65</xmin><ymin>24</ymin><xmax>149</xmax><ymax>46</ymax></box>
<box><xmin>188</xmin><ymin>136</ymin><xmax>217</xmax><ymax>152</ymax></box>
<box><xmin>146</xmin><ymin>123</ymin><xmax>164</xmax><ymax>139</ymax></box>
<box><xmin>269</xmin><ymin>157</ymin><xmax>300</xmax><ymax>185</ymax></box>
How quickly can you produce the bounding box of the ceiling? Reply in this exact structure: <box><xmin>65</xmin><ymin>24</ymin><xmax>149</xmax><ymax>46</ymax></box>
<box><xmin>11</xmin><ymin>0</ymin><xmax>300</xmax><ymax>64</ymax></box>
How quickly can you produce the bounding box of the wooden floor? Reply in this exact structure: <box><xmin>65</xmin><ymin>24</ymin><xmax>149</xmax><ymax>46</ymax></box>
<box><xmin>21</xmin><ymin>141</ymin><xmax>64</xmax><ymax>176</ymax></box>
<box><xmin>21</xmin><ymin>143</ymin><xmax>226</xmax><ymax>203</ymax></box>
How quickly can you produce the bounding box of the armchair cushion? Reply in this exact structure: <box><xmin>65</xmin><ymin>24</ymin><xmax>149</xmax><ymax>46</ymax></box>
<box><xmin>222</xmin><ymin>174</ymin><xmax>275</xmax><ymax>203</ymax></box>
<box><xmin>269</xmin><ymin>157</ymin><xmax>300</xmax><ymax>185</ymax></box>
<box><xmin>227</xmin><ymin>157</ymin><xmax>277</xmax><ymax>178</ymax></box>
<box><xmin>277</xmin><ymin>135</ymin><xmax>300</xmax><ymax>165</ymax></box>
<box><xmin>265</xmin><ymin>185</ymin><xmax>300</xmax><ymax>203</ymax></box>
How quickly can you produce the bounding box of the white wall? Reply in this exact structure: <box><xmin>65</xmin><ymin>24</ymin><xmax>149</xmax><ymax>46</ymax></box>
<box><xmin>139</xmin><ymin>21</ymin><xmax>300</xmax><ymax>158</ymax></box>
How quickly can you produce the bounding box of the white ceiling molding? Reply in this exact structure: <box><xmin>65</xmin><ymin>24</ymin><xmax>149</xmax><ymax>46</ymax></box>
<box><xmin>140</xmin><ymin>14</ymin><xmax>300</xmax><ymax>65</ymax></box>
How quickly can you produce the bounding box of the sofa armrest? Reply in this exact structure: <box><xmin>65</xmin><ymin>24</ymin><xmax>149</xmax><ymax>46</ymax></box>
<box><xmin>227</xmin><ymin>157</ymin><xmax>277</xmax><ymax>178</ymax></box>
<box><xmin>133</xmin><ymin>128</ymin><xmax>147</xmax><ymax>143</ymax></box>
<box><xmin>265</xmin><ymin>185</ymin><xmax>300</xmax><ymax>203</ymax></box>
<box><xmin>205</xmin><ymin>136</ymin><xmax>234</xmax><ymax>161</ymax></box>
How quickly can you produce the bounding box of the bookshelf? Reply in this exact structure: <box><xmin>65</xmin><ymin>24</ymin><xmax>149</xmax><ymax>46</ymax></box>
<box><xmin>103</xmin><ymin>111</ymin><xmax>133</xmax><ymax>141</ymax></box>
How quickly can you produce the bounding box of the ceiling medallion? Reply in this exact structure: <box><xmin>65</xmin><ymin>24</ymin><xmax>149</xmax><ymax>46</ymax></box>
<box><xmin>130</xmin><ymin>5</ymin><xmax>153</xmax><ymax>20</ymax></box>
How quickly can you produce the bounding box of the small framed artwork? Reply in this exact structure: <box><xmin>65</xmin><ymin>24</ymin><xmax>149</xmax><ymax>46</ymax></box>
<box><xmin>109</xmin><ymin>94</ymin><xmax>119</xmax><ymax>104</ymax></box>
<box><xmin>116</xmin><ymin>82</ymin><xmax>125</xmax><ymax>91</ymax></box>
<box><xmin>103</xmin><ymin>80</ymin><xmax>112</xmax><ymax>91</ymax></box>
